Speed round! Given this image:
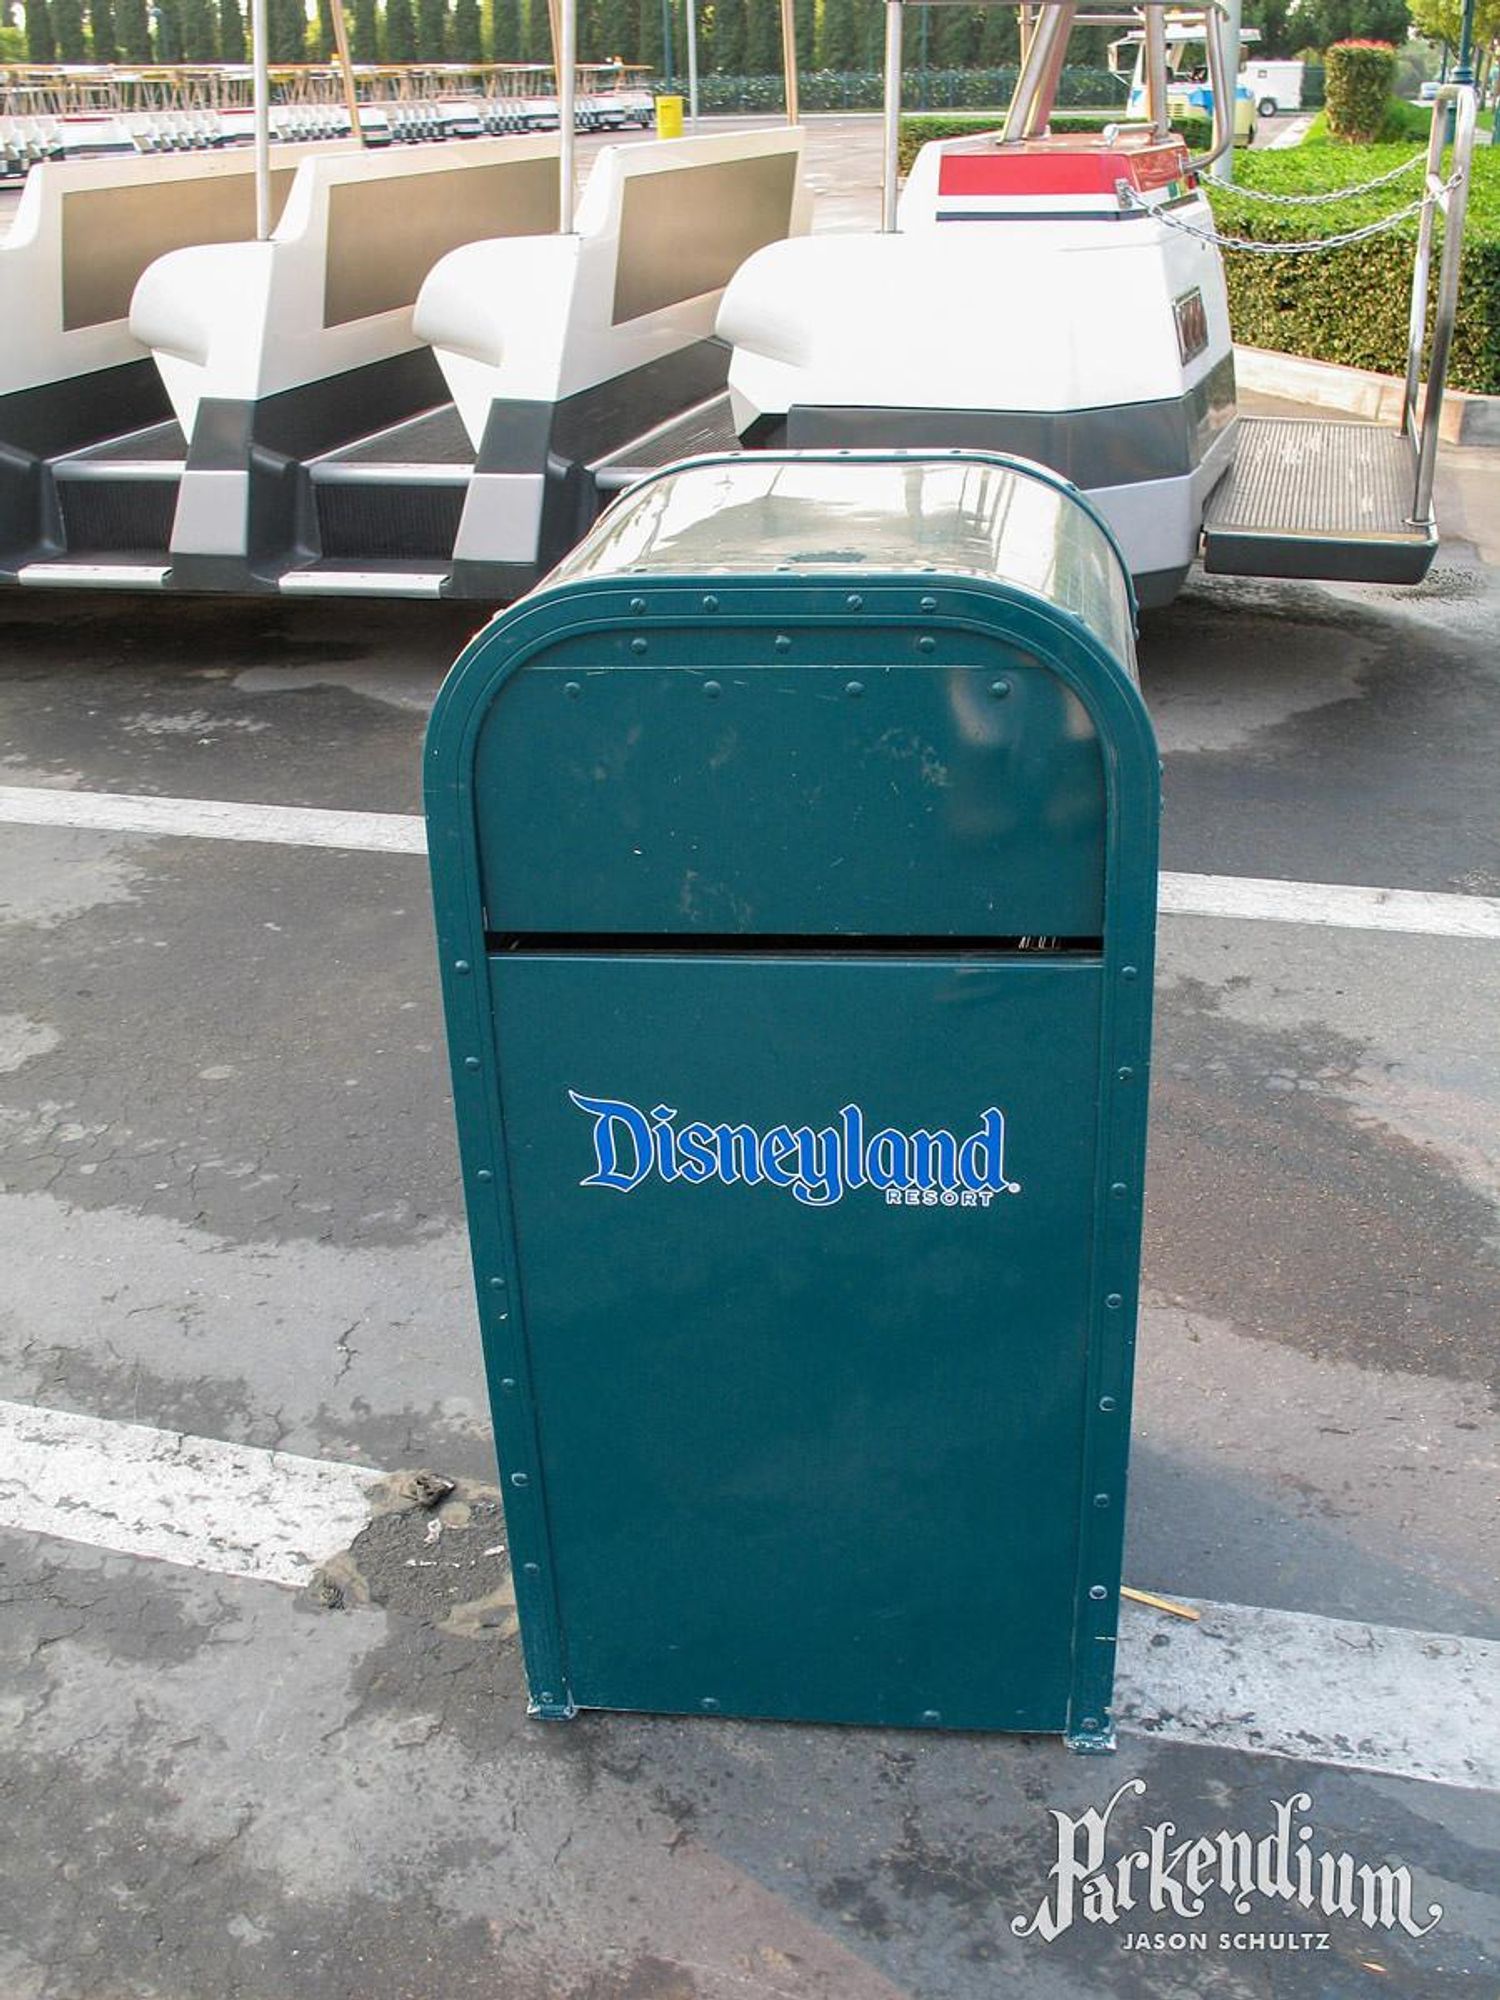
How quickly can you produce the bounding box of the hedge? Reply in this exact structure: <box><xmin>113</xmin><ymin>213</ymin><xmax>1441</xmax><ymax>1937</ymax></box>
<box><xmin>898</xmin><ymin>110</ymin><xmax>1212</xmax><ymax>175</ymax></box>
<box><xmin>1208</xmin><ymin>144</ymin><xmax>1500</xmax><ymax>395</ymax></box>
<box><xmin>1325</xmin><ymin>40</ymin><xmax>1396</xmax><ymax>143</ymax></box>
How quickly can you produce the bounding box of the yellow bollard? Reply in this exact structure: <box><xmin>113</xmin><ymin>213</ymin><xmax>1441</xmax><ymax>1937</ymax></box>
<box><xmin>655</xmin><ymin>95</ymin><xmax>684</xmax><ymax>139</ymax></box>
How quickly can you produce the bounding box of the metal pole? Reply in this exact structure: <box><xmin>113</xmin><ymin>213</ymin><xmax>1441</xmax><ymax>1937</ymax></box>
<box><xmin>881</xmin><ymin>0</ymin><xmax>902</xmax><ymax>232</ymax></box>
<box><xmin>685</xmin><ymin>0</ymin><xmax>699</xmax><ymax>126</ymax></box>
<box><xmin>780</xmin><ymin>0</ymin><xmax>799</xmax><ymax>123</ymax></box>
<box><xmin>1143</xmin><ymin>2</ymin><xmax>1169</xmax><ymax>141</ymax></box>
<box><xmin>1219</xmin><ymin>0</ymin><xmax>1240</xmax><ymax>183</ymax></box>
<box><xmin>1450</xmin><ymin>0</ymin><xmax>1474</xmax><ymax>143</ymax></box>
<box><xmin>661</xmin><ymin>0</ymin><xmax>674</xmax><ymax>88</ymax></box>
<box><xmin>251</xmin><ymin>0</ymin><xmax>270</xmax><ymax>239</ymax></box>
<box><xmin>557</xmin><ymin>0</ymin><xmax>575</xmax><ymax>232</ymax></box>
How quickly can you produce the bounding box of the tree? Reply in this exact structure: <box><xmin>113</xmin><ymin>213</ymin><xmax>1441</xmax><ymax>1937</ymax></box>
<box><xmin>52</xmin><ymin>0</ymin><xmax>85</xmax><ymax>51</ymax></box>
<box><xmin>89</xmin><ymin>0</ymin><xmax>119</xmax><ymax>58</ymax></box>
<box><xmin>1284</xmin><ymin>0</ymin><xmax>1412</xmax><ymax>47</ymax></box>
<box><xmin>351</xmin><ymin>0</ymin><xmax>377</xmax><ymax>56</ymax></box>
<box><xmin>267</xmin><ymin>0</ymin><xmax>305</xmax><ymax>58</ymax></box>
<box><xmin>116</xmin><ymin>0</ymin><xmax>151</xmax><ymax>55</ymax></box>
<box><xmin>742</xmin><ymin>0</ymin><xmax>777</xmax><ymax>72</ymax></box>
<box><xmin>26</xmin><ymin>0</ymin><xmax>57</xmax><ymax>54</ymax></box>
<box><xmin>1406</xmin><ymin>0</ymin><xmax>1500</xmax><ymax>58</ymax></box>
<box><xmin>217</xmin><ymin>0</ymin><xmax>243</xmax><ymax>55</ymax></box>
<box><xmin>816</xmin><ymin>0</ymin><xmax>852</xmax><ymax>66</ymax></box>
<box><xmin>711</xmin><ymin>0</ymin><xmax>743</xmax><ymax>68</ymax></box>
<box><xmin>635</xmin><ymin>0</ymin><xmax>661</xmax><ymax>66</ymax></box>
<box><xmin>154</xmin><ymin>0</ymin><xmax>183</xmax><ymax>56</ymax></box>
<box><xmin>384</xmin><ymin>0</ymin><xmax>416</xmax><ymax>55</ymax></box>
<box><xmin>975</xmin><ymin>5</ymin><xmax>1018</xmax><ymax>63</ymax></box>
<box><xmin>182</xmin><ymin>0</ymin><xmax>217</xmax><ymax>55</ymax></box>
<box><xmin>519</xmin><ymin>0</ymin><xmax>549</xmax><ymax>59</ymax></box>
<box><xmin>451</xmin><ymin>0</ymin><xmax>480</xmax><ymax>54</ymax></box>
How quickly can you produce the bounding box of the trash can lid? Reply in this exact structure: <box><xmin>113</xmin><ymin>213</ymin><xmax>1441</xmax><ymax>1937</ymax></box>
<box><xmin>546</xmin><ymin>450</ymin><xmax>1137</xmax><ymax>678</ymax></box>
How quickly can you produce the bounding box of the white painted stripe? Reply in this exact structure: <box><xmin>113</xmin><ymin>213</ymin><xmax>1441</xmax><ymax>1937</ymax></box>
<box><xmin>1</xmin><ymin>784</ymin><xmax>1498</xmax><ymax>942</ymax></box>
<box><xmin>1158</xmin><ymin>869</ymin><xmax>1500</xmax><ymax>940</ymax></box>
<box><xmin>0</xmin><ymin>1398</ymin><xmax>384</xmax><ymax>1588</ymax></box>
<box><xmin>0</xmin><ymin>784</ymin><xmax>427</xmax><ymax>856</ymax></box>
<box><xmin>1116</xmin><ymin>1595</ymin><xmax>1499</xmax><ymax>1792</ymax></box>
<box><xmin>0</xmin><ymin>1395</ymin><xmax>1494</xmax><ymax>1787</ymax></box>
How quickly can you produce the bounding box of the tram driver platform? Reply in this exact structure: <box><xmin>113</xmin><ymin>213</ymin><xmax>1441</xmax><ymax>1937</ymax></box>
<box><xmin>1203</xmin><ymin>416</ymin><xmax>1438</xmax><ymax>586</ymax></box>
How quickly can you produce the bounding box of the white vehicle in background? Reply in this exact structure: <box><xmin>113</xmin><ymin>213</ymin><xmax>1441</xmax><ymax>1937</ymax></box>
<box><xmin>1240</xmin><ymin>58</ymin><xmax>1304</xmax><ymax>116</ymax></box>
<box><xmin>1112</xmin><ymin>18</ymin><xmax>1260</xmax><ymax>143</ymax></box>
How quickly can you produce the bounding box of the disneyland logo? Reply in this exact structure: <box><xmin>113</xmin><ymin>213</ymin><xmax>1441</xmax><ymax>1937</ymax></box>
<box><xmin>567</xmin><ymin>1093</ymin><xmax>1020</xmax><ymax>1209</ymax></box>
<box><xmin>1013</xmin><ymin>1781</ymin><xmax>1442</xmax><ymax>1948</ymax></box>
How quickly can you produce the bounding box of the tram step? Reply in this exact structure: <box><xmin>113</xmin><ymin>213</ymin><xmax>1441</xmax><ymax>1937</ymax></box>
<box><xmin>17</xmin><ymin>560</ymin><xmax>171</xmax><ymax>589</ymax></box>
<box><xmin>590</xmin><ymin>392</ymin><xmax>742</xmax><ymax>490</ymax></box>
<box><xmin>279</xmin><ymin>562</ymin><xmax>449</xmax><ymax>599</ymax></box>
<box><xmin>1202</xmin><ymin>418</ymin><xmax>1436</xmax><ymax>585</ymax></box>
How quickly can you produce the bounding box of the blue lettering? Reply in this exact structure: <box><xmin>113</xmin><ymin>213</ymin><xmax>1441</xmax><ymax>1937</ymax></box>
<box><xmin>569</xmin><ymin>1092</ymin><xmax>652</xmax><ymax>1192</ymax></box>
<box><xmin>958</xmin><ymin>1109</ymin><xmax>1007</xmax><ymax>1192</ymax></box>
<box><xmin>866</xmin><ymin>1129</ymin><xmax>913</xmax><ymax>1190</ymax></box>
<box><xmin>760</xmin><ymin>1125</ymin><xmax>799</xmax><ymax>1187</ymax></box>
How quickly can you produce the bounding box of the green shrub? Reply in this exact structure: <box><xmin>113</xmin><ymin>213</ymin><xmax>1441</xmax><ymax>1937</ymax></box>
<box><xmin>1208</xmin><ymin>143</ymin><xmax>1500</xmax><ymax>394</ymax></box>
<box><xmin>1324</xmin><ymin>39</ymin><xmax>1398</xmax><ymax>141</ymax></box>
<box><xmin>898</xmin><ymin>110</ymin><xmax>1212</xmax><ymax>175</ymax></box>
<box><xmin>0</xmin><ymin>23</ymin><xmax>24</xmax><ymax>56</ymax></box>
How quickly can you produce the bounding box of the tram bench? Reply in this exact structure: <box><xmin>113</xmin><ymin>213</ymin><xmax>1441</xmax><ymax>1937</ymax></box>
<box><xmin>0</xmin><ymin>144</ymin><xmax>350</xmax><ymax>572</ymax></box>
<box><xmin>128</xmin><ymin>137</ymin><xmax>560</xmax><ymax>587</ymax></box>
<box><xmin>412</xmin><ymin>127</ymin><xmax>810</xmax><ymax>596</ymax></box>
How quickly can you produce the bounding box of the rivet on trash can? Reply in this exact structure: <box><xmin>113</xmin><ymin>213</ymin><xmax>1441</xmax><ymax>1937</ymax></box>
<box><xmin>631</xmin><ymin>638</ymin><xmax>648</xmax><ymax>655</ymax></box>
<box><xmin>629</xmin><ymin>596</ymin><xmax>647</xmax><ymax>614</ymax></box>
<box><xmin>1117</xmin><ymin>1066</ymin><xmax>1134</xmax><ymax>1083</ymax></box>
<box><xmin>1089</xmin><ymin>1585</ymin><xmax>1107</xmax><ymax>1601</ymax></box>
<box><xmin>846</xmin><ymin>593</ymin><xmax>863</xmax><ymax>610</ymax></box>
<box><xmin>1110</xmin><ymin>1181</ymin><xmax>1127</xmax><ymax>1197</ymax></box>
<box><xmin>703</xmin><ymin>680</ymin><xmax>722</xmax><ymax>699</ymax></box>
<box><xmin>990</xmin><ymin>678</ymin><xmax>1011</xmax><ymax>698</ymax></box>
<box><xmin>510</xmin><ymin>1471</ymin><xmax>529</xmax><ymax>1488</ymax></box>
<box><xmin>1121</xmin><ymin>964</ymin><xmax>1139</xmax><ymax>981</ymax></box>
<box><xmin>477</xmin><ymin>1168</ymin><xmax>494</xmax><ymax>1183</ymax></box>
<box><xmin>454</xmin><ymin>959</ymin><xmax>471</xmax><ymax>974</ymax></box>
<box><xmin>918</xmin><ymin>635</ymin><xmax>936</xmax><ymax>653</ymax></box>
<box><xmin>702</xmin><ymin>594</ymin><xmax>719</xmax><ymax>610</ymax></box>
<box><xmin>921</xmin><ymin>1710</ymin><xmax>942</xmax><ymax>1725</ymax></box>
<box><xmin>700</xmin><ymin>1697</ymin><xmax>720</xmax><ymax>1712</ymax></box>
<box><xmin>1105</xmin><ymin>1292</ymin><xmax>1122</xmax><ymax>1309</ymax></box>
<box><xmin>499</xmin><ymin>1377</ymin><xmax>517</xmax><ymax>1393</ymax></box>
<box><xmin>1081</xmin><ymin>1716</ymin><xmax>1100</xmax><ymax>1732</ymax></box>
<box><xmin>1093</xmin><ymin>1493</ymin><xmax>1110</xmax><ymax>1509</ymax></box>
<box><xmin>564</xmin><ymin>680</ymin><xmax>582</xmax><ymax>699</ymax></box>
<box><xmin>919</xmin><ymin>595</ymin><xmax>937</xmax><ymax>611</ymax></box>
<box><xmin>523</xmin><ymin>1562</ymin><xmax>539</xmax><ymax>1575</ymax></box>
<box><xmin>774</xmin><ymin>634</ymin><xmax>791</xmax><ymax>652</ymax></box>
<box><xmin>464</xmin><ymin>1056</ymin><xmax>480</xmax><ymax>1071</ymax></box>
<box><xmin>489</xmin><ymin>1276</ymin><xmax>506</xmax><ymax>1291</ymax></box>
<box><xmin>845</xmin><ymin>680</ymin><xmax>864</xmax><ymax>697</ymax></box>
<box><xmin>1100</xmin><ymin>1396</ymin><xmax>1118</xmax><ymax>1413</ymax></box>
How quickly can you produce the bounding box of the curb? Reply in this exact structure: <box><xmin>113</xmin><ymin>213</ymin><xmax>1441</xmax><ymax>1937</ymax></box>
<box><xmin>1235</xmin><ymin>343</ymin><xmax>1500</xmax><ymax>446</ymax></box>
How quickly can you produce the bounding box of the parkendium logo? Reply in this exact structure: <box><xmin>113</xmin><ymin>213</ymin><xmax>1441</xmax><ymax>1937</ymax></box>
<box><xmin>1014</xmin><ymin>1781</ymin><xmax>1442</xmax><ymax>1952</ymax></box>
<box><xmin>567</xmin><ymin>1093</ymin><xmax>1021</xmax><ymax>1209</ymax></box>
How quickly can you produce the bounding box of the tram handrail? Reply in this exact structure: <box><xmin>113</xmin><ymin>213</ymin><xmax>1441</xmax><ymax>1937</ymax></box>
<box><xmin>1404</xmin><ymin>81</ymin><xmax>1476</xmax><ymax>530</ymax></box>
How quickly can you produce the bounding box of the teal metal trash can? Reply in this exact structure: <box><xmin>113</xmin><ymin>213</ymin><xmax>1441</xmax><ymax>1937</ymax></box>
<box><xmin>425</xmin><ymin>451</ymin><xmax>1158</xmax><ymax>1749</ymax></box>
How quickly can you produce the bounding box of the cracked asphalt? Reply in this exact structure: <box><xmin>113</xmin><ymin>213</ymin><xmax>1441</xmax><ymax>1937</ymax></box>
<box><xmin>1</xmin><ymin>123</ymin><xmax>1499</xmax><ymax>2000</ymax></box>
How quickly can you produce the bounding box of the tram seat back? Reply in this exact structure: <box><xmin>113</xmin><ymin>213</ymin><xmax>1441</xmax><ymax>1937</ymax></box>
<box><xmin>0</xmin><ymin>144</ymin><xmax>351</xmax><ymax>406</ymax></box>
<box><xmin>129</xmin><ymin>137</ymin><xmax>561</xmax><ymax>441</ymax></box>
<box><xmin>413</xmin><ymin>127</ymin><xmax>810</xmax><ymax>450</ymax></box>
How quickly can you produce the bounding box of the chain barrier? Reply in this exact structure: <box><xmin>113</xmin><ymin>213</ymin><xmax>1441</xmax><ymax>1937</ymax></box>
<box><xmin>1119</xmin><ymin>168</ymin><xmax>1463</xmax><ymax>256</ymax></box>
<box><xmin>1208</xmin><ymin>150</ymin><xmax>1428</xmax><ymax>206</ymax></box>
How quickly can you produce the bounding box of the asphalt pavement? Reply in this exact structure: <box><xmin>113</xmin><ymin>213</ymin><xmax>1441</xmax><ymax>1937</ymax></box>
<box><xmin>0</xmin><ymin>115</ymin><xmax>1497</xmax><ymax>2000</ymax></box>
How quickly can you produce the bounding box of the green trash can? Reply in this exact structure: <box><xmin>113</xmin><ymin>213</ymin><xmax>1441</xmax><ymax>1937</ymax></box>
<box><xmin>425</xmin><ymin>451</ymin><xmax>1158</xmax><ymax>1750</ymax></box>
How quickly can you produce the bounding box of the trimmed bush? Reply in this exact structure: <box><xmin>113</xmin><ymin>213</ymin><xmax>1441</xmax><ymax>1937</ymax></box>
<box><xmin>897</xmin><ymin>109</ymin><xmax>1212</xmax><ymax>175</ymax></box>
<box><xmin>1208</xmin><ymin>144</ymin><xmax>1500</xmax><ymax>395</ymax></box>
<box><xmin>1324</xmin><ymin>39</ymin><xmax>1397</xmax><ymax>142</ymax></box>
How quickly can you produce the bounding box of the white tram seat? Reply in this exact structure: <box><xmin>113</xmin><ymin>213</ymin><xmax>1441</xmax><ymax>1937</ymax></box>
<box><xmin>410</xmin><ymin>127</ymin><xmax>809</xmax><ymax>586</ymax></box>
<box><xmin>130</xmin><ymin>137</ymin><xmax>561</xmax><ymax>443</ymax></box>
<box><xmin>0</xmin><ymin>144</ymin><xmax>349</xmax><ymax>434</ymax></box>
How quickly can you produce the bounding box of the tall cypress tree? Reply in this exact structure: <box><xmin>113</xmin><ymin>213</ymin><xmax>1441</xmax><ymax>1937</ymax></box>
<box><xmin>711</xmin><ymin>0</ymin><xmax>741</xmax><ymax>68</ymax></box>
<box><xmin>89</xmin><ymin>0</ymin><xmax>118</xmax><ymax>57</ymax></box>
<box><xmin>154</xmin><ymin>0</ymin><xmax>183</xmax><ymax>57</ymax></box>
<box><xmin>634</xmin><ymin>0</ymin><xmax>660</xmax><ymax>66</ymax></box>
<box><xmin>487</xmin><ymin>0</ymin><xmax>519</xmax><ymax>57</ymax></box>
<box><xmin>351</xmin><ymin>0</ymin><xmax>377</xmax><ymax>55</ymax></box>
<box><xmin>591</xmin><ymin>0</ymin><xmax>629</xmax><ymax>57</ymax></box>
<box><xmin>519</xmin><ymin>0</ymin><xmax>547</xmax><ymax>59</ymax></box>
<box><xmin>384</xmin><ymin>0</ymin><xmax>416</xmax><ymax>55</ymax></box>
<box><xmin>217</xmin><ymin>0</ymin><xmax>244</xmax><ymax>55</ymax></box>
<box><xmin>26</xmin><ymin>0</ymin><xmax>57</xmax><ymax>56</ymax></box>
<box><xmin>816</xmin><ymin>0</ymin><xmax>852</xmax><ymax>67</ymax></box>
<box><xmin>115</xmin><ymin>0</ymin><xmax>150</xmax><ymax>55</ymax></box>
<box><xmin>311</xmin><ymin>0</ymin><xmax>332</xmax><ymax>53</ymax></box>
<box><xmin>51</xmin><ymin>0</ymin><xmax>82</xmax><ymax>51</ymax></box>
<box><xmin>451</xmin><ymin>0</ymin><xmax>479</xmax><ymax>54</ymax></box>
<box><xmin>416</xmin><ymin>0</ymin><xmax>445</xmax><ymax>54</ymax></box>
<box><xmin>267</xmin><ymin>0</ymin><xmax>304</xmax><ymax>60</ymax></box>
<box><xmin>182</xmin><ymin>0</ymin><xmax>217</xmax><ymax>56</ymax></box>
<box><xmin>742</xmin><ymin>0</ymin><xmax>776</xmax><ymax>73</ymax></box>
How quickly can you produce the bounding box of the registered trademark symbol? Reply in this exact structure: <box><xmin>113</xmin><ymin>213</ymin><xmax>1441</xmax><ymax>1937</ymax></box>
<box><xmin>1007</xmin><ymin>1181</ymin><xmax>1022</xmax><ymax>1194</ymax></box>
